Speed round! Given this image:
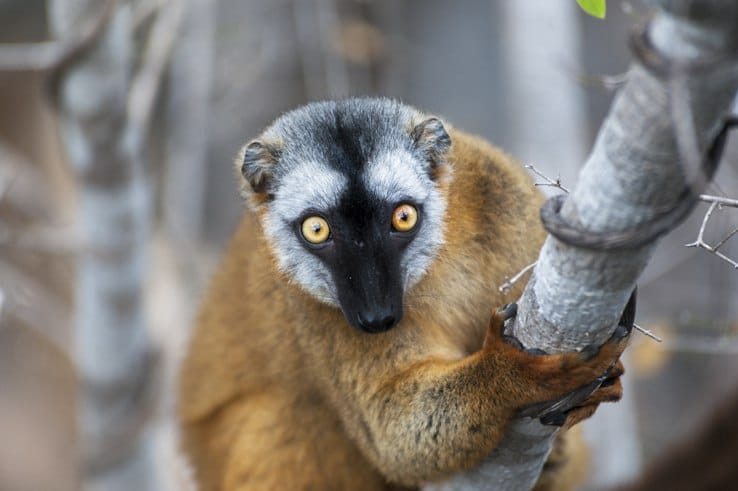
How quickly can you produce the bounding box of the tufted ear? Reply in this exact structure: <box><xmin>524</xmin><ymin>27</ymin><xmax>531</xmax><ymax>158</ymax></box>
<box><xmin>410</xmin><ymin>117</ymin><xmax>451</xmax><ymax>172</ymax></box>
<box><xmin>238</xmin><ymin>139</ymin><xmax>281</xmax><ymax>197</ymax></box>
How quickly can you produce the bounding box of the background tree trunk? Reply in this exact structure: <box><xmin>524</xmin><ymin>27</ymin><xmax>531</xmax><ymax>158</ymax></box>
<box><xmin>48</xmin><ymin>2</ymin><xmax>161</xmax><ymax>489</ymax></box>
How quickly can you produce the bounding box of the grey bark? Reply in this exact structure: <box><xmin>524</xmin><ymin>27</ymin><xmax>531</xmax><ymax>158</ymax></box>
<box><xmin>48</xmin><ymin>1</ymin><xmax>168</xmax><ymax>489</ymax></box>
<box><xmin>428</xmin><ymin>1</ymin><xmax>738</xmax><ymax>490</ymax></box>
<box><xmin>497</xmin><ymin>1</ymin><xmax>643</xmax><ymax>486</ymax></box>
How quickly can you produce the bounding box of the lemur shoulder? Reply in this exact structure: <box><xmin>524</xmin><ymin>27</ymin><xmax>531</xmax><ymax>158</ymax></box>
<box><xmin>178</xmin><ymin>98</ymin><xmax>628</xmax><ymax>490</ymax></box>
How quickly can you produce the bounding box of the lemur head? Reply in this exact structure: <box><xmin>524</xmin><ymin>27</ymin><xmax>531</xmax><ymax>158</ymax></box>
<box><xmin>237</xmin><ymin>98</ymin><xmax>451</xmax><ymax>334</ymax></box>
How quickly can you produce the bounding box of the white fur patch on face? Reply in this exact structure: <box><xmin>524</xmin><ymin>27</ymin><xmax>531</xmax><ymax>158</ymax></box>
<box><xmin>363</xmin><ymin>148</ymin><xmax>430</xmax><ymax>204</ymax></box>
<box><xmin>261</xmin><ymin>161</ymin><xmax>348</xmax><ymax>305</ymax></box>
<box><xmin>363</xmin><ymin>149</ymin><xmax>448</xmax><ymax>290</ymax></box>
<box><xmin>271</xmin><ymin>160</ymin><xmax>348</xmax><ymax>222</ymax></box>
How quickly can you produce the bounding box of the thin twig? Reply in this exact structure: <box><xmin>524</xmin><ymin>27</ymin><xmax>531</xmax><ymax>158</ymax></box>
<box><xmin>632</xmin><ymin>322</ymin><xmax>663</xmax><ymax>342</ymax></box>
<box><xmin>693</xmin><ymin>201</ymin><xmax>718</xmax><ymax>243</ymax></box>
<box><xmin>713</xmin><ymin>226</ymin><xmax>738</xmax><ymax>251</ymax></box>
<box><xmin>499</xmin><ymin>261</ymin><xmax>537</xmax><ymax>293</ymax></box>
<box><xmin>685</xmin><ymin>201</ymin><xmax>738</xmax><ymax>269</ymax></box>
<box><xmin>699</xmin><ymin>194</ymin><xmax>738</xmax><ymax>208</ymax></box>
<box><xmin>524</xmin><ymin>166</ymin><xmax>738</xmax><ymax>269</ymax></box>
<box><xmin>524</xmin><ymin>164</ymin><xmax>570</xmax><ymax>193</ymax></box>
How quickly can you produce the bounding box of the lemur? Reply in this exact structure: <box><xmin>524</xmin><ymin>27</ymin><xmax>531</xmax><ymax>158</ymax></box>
<box><xmin>178</xmin><ymin>98</ymin><xmax>628</xmax><ymax>490</ymax></box>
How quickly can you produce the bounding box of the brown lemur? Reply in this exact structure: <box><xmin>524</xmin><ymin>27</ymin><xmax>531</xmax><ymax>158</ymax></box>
<box><xmin>178</xmin><ymin>98</ymin><xmax>629</xmax><ymax>490</ymax></box>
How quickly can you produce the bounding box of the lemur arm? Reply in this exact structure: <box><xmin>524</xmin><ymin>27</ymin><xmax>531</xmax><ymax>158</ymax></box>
<box><xmin>330</xmin><ymin>309</ymin><xmax>630</xmax><ymax>486</ymax></box>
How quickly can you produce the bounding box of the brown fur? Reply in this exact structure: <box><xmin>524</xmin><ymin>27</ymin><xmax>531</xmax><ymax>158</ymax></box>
<box><xmin>178</xmin><ymin>129</ymin><xmax>626</xmax><ymax>490</ymax></box>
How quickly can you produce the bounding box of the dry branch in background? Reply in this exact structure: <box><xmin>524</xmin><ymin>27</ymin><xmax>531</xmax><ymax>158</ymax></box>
<box><xmin>0</xmin><ymin>1</ymin><xmax>113</xmax><ymax>72</ymax></box>
<box><xmin>430</xmin><ymin>1</ymin><xmax>738</xmax><ymax>490</ymax></box>
<box><xmin>0</xmin><ymin>142</ymin><xmax>72</xmax><ymax>355</ymax></box>
<box><xmin>686</xmin><ymin>194</ymin><xmax>738</xmax><ymax>268</ymax></box>
<box><xmin>48</xmin><ymin>0</ymin><xmax>182</xmax><ymax>489</ymax></box>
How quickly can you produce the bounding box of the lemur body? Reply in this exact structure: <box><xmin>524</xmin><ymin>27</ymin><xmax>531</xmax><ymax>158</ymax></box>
<box><xmin>178</xmin><ymin>98</ymin><xmax>627</xmax><ymax>490</ymax></box>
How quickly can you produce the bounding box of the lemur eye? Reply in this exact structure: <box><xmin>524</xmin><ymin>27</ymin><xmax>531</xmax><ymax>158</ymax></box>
<box><xmin>301</xmin><ymin>216</ymin><xmax>331</xmax><ymax>244</ymax></box>
<box><xmin>392</xmin><ymin>204</ymin><xmax>418</xmax><ymax>232</ymax></box>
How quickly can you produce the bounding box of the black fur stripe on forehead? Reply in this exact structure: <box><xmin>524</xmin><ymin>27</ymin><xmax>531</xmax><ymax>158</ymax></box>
<box><xmin>274</xmin><ymin>98</ymin><xmax>413</xmax><ymax>175</ymax></box>
<box><xmin>247</xmin><ymin>98</ymin><xmax>451</xmax><ymax>196</ymax></box>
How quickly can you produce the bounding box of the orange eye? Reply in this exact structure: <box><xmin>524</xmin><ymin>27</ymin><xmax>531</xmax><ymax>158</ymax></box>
<box><xmin>301</xmin><ymin>216</ymin><xmax>331</xmax><ymax>244</ymax></box>
<box><xmin>392</xmin><ymin>204</ymin><xmax>418</xmax><ymax>232</ymax></box>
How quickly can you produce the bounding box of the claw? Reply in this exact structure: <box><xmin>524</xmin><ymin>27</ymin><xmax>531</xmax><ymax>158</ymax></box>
<box><xmin>500</xmin><ymin>303</ymin><xmax>518</xmax><ymax>320</ymax></box>
<box><xmin>525</xmin><ymin>347</ymin><xmax>547</xmax><ymax>356</ymax></box>
<box><xmin>498</xmin><ymin>303</ymin><xmax>524</xmax><ymax>349</ymax></box>
<box><xmin>503</xmin><ymin>334</ymin><xmax>525</xmax><ymax>351</ymax></box>
<box><xmin>600</xmin><ymin>377</ymin><xmax>617</xmax><ymax>388</ymax></box>
<box><xmin>580</xmin><ymin>343</ymin><xmax>599</xmax><ymax>360</ymax></box>
<box><xmin>540</xmin><ymin>411</ymin><xmax>566</xmax><ymax>427</ymax></box>
<box><xmin>613</xmin><ymin>324</ymin><xmax>630</xmax><ymax>339</ymax></box>
<box><xmin>519</xmin><ymin>378</ymin><xmax>603</xmax><ymax>419</ymax></box>
<box><xmin>618</xmin><ymin>289</ymin><xmax>637</xmax><ymax>336</ymax></box>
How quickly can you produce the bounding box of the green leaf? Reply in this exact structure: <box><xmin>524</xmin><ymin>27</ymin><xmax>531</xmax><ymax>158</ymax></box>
<box><xmin>576</xmin><ymin>0</ymin><xmax>606</xmax><ymax>19</ymax></box>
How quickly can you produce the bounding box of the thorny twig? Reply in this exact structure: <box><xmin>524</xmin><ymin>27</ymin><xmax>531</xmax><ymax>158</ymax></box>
<box><xmin>632</xmin><ymin>322</ymin><xmax>663</xmax><ymax>342</ymax></box>
<box><xmin>517</xmin><ymin>165</ymin><xmax>738</xmax><ymax>343</ymax></box>
<box><xmin>496</xmin><ymin>166</ymin><xmax>565</xmax><ymax>296</ymax></box>
<box><xmin>685</xmin><ymin>200</ymin><xmax>738</xmax><ymax>269</ymax></box>
<box><xmin>498</xmin><ymin>256</ymin><xmax>662</xmax><ymax>340</ymax></box>
<box><xmin>523</xmin><ymin>166</ymin><xmax>738</xmax><ymax>271</ymax></box>
<box><xmin>498</xmin><ymin>261</ymin><xmax>537</xmax><ymax>294</ymax></box>
<box><xmin>699</xmin><ymin>194</ymin><xmax>738</xmax><ymax>208</ymax></box>
<box><xmin>524</xmin><ymin>164</ymin><xmax>570</xmax><ymax>193</ymax></box>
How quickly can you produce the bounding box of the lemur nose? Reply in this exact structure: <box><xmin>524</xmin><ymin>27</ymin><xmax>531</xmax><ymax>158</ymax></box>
<box><xmin>357</xmin><ymin>312</ymin><xmax>397</xmax><ymax>333</ymax></box>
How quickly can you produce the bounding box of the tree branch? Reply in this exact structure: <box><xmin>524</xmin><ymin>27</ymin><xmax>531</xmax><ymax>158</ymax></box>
<box><xmin>430</xmin><ymin>1</ymin><xmax>738</xmax><ymax>489</ymax></box>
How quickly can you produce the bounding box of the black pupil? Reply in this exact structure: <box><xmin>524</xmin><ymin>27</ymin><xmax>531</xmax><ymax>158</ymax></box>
<box><xmin>400</xmin><ymin>211</ymin><xmax>408</xmax><ymax>221</ymax></box>
<box><xmin>312</xmin><ymin>222</ymin><xmax>322</xmax><ymax>233</ymax></box>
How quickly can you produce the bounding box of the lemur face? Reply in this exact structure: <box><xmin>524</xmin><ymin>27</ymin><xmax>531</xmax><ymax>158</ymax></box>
<box><xmin>238</xmin><ymin>98</ymin><xmax>451</xmax><ymax>333</ymax></box>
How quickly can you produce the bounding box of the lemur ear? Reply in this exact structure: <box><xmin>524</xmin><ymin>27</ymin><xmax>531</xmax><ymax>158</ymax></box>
<box><xmin>239</xmin><ymin>140</ymin><xmax>281</xmax><ymax>196</ymax></box>
<box><xmin>411</xmin><ymin>117</ymin><xmax>451</xmax><ymax>170</ymax></box>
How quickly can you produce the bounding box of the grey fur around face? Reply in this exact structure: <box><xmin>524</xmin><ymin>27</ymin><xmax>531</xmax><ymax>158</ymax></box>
<box><xmin>237</xmin><ymin>98</ymin><xmax>452</xmax><ymax>316</ymax></box>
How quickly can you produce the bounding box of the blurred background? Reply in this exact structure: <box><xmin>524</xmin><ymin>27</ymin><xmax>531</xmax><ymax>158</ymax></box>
<box><xmin>0</xmin><ymin>0</ymin><xmax>737</xmax><ymax>490</ymax></box>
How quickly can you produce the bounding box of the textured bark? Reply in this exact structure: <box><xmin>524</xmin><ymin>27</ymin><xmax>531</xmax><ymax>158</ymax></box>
<box><xmin>430</xmin><ymin>1</ymin><xmax>738</xmax><ymax>489</ymax></box>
